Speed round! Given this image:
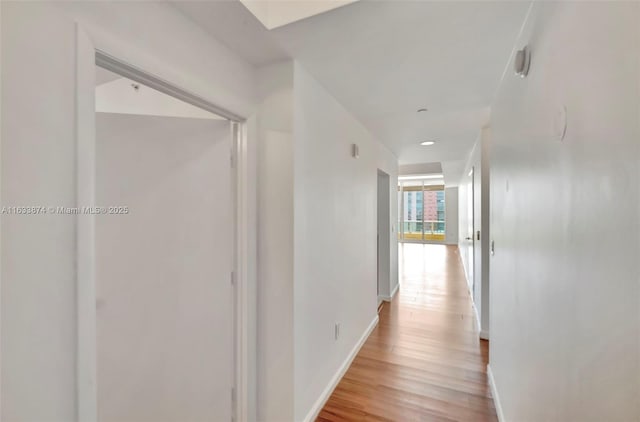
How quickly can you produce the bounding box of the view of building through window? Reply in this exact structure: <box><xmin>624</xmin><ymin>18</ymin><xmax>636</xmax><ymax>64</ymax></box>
<box><xmin>398</xmin><ymin>180</ymin><xmax>445</xmax><ymax>242</ymax></box>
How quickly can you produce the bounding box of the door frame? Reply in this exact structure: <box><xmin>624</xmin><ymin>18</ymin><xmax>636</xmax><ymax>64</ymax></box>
<box><xmin>376</xmin><ymin>170</ymin><xmax>391</xmax><ymax>303</ymax></box>
<box><xmin>75</xmin><ymin>26</ymin><xmax>255</xmax><ymax>421</ymax></box>
<box><xmin>468</xmin><ymin>167</ymin><xmax>476</xmax><ymax>299</ymax></box>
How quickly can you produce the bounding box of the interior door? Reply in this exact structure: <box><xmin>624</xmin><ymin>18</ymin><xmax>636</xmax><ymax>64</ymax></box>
<box><xmin>467</xmin><ymin>167</ymin><xmax>475</xmax><ymax>296</ymax></box>
<box><xmin>95</xmin><ymin>113</ymin><xmax>233</xmax><ymax>422</ymax></box>
<box><xmin>377</xmin><ymin>170</ymin><xmax>390</xmax><ymax>301</ymax></box>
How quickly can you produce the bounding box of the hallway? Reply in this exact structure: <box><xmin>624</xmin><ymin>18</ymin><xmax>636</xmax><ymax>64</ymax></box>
<box><xmin>317</xmin><ymin>244</ymin><xmax>497</xmax><ymax>421</ymax></box>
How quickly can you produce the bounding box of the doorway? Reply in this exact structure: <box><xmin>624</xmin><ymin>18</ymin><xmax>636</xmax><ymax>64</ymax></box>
<box><xmin>397</xmin><ymin>177</ymin><xmax>446</xmax><ymax>243</ymax></box>
<box><xmin>466</xmin><ymin>167</ymin><xmax>475</xmax><ymax>298</ymax></box>
<box><xmin>377</xmin><ymin>170</ymin><xmax>391</xmax><ymax>304</ymax></box>
<box><xmin>93</xmin><ymin>61</ymin><xmax>237</xmax><ymax>421</ymax></box>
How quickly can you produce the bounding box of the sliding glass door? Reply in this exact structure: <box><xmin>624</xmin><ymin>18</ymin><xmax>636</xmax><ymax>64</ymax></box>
<box><xmin>398</xmin><ymin>180</ymin><xmax>446</xmax><ymax>242</ymax></box>
<box><xmin>400</xmin><ymin>181</ymin><xmax>423</xmax><ymax>240</ymax></box>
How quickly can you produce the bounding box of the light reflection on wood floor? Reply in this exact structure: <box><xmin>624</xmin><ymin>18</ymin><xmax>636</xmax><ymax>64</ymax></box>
<box><xmin>317</xmin><ymin>244</ymin><xmax>497</xmax><ymax>422</ymax></box>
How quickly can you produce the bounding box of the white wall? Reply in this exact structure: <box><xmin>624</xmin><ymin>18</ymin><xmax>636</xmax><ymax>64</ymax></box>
<box><xmin>253</xmin><ymin>61</ymin><xmax>399</xmax><ymax>421</ymax></box>
<box><xmin>292</xmin><ymin>62</ymin><xmax>398</xmax><ymax>421</ymax></box>
<box><xmin>255</xmin><ymin>61</ymin><xmax>295</xmax><ymax>422</ymax></box>
<box><xmin>95</xmin><ymin>113</ymin><xmax>233</xmax><ymax>422</ymax></box>
<box><xmin>55</xmin><ymin>1</ymin><xmax>256</xmax><ymax>117</ymax></box>
<box><xmin>377</xmin><ymin>143</ymin><xmax>399</xmax><ymax>295</ymax></box>
<box><xmin>459</xmin><ymin>128</ymin><xmax>490</xmax><ymax>339</ymax></box>
<box><xmin>2</xmin><ymin>3</ymin><xmax>401</xmax><ymax>421</ymax></box>
<box><xmin>399</xmin><ymin>162</ymin><xmax>442</xmax><ymax>175</ymax></box>
<box><xmin>458</xmin><ymin>175</ymin><xmax>471</xmax><ymax>288</ymax></box>
<box><xmin>1</xmin><ymin>2</ymin><xmax>257</xmax><ymax>420</ymax></box>
<box><xmin>489</xmin><ymin>2</ymin><xmax>639</xmax><ymax>421</ymax></box>
<box><xmin>1</xmin><ymin>4</ymin><xmax>78</xmax><ymax>419</ymax></box>
<box><xmin>377</xmin><ymin>171</ymin><xmax>391</xmax><ymax>299</ymax></box>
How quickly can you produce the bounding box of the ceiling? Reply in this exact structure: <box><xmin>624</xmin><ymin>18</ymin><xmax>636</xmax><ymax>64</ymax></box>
<box><xmin>96</xmin><ymin>66</ymin><xmax>121</xmax><ymax>85</ymax></box>
<box><xmin>96</xmin><ymin>66</ymin><xmax>223</xmax><ymax>120</ymax></box>
<box><xmin>172</xmin><ymin>0</ymin><xmax>530</xmax><ymax>185</ymax></box>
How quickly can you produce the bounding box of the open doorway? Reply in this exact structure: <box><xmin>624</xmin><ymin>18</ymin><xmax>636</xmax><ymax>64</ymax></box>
<box><xmin>466</xmin><ymin>167</ymin><xmax>475</xmax><ymax>299</ymax></box>
<box><xmin>397</xmin><ymin>175</ymin><xmax>447</xmax><ymax>243</ymax></box>
<box><xmin>377</xmin><ymin>170</ymin><xmax>391</xmax><ymax>305</ymax></box>
<box><xmin>92</xmin><ymin>62</ymin><xmax>237</xmax><ymax>421</ymax></box>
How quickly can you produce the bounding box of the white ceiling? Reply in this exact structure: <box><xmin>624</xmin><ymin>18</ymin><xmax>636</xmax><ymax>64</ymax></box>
<box><xmin>96</xmin><ymin>67</ymin><xmax>223</xmax><ymax>120</ymax></box>
<box><xmin>96</xmin><ymin>66</ymin><xmax>121</xmax><ymax>86</ymax></box>
<box><xmin>172</xmin><ymin>0</ymin><xmax>530</xmax><ymax>185</ymax></box>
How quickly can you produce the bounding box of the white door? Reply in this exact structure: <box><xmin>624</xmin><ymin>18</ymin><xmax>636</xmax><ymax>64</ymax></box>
<box><xmin>467</xmin><ymin>167</ymin><xmax>475</xmax><ymax>296</ymax></box>
<box><xmin>95</xmin><ymin>113</ymin><xmax>233</xmax><ymax>422</ymax></box>
<box><xmin>377</xmin><ymin>170</ymin><xmax>390</xmax><ymax>302</ymax></box>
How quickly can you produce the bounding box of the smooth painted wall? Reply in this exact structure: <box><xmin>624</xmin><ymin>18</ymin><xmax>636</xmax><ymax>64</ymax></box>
<box><xmin>1</xmin><ymin>4</ymin><xmax>78</xmax><ymax>419</ymax></box>
<box><xmin>490</xmin><ymin>2</ymin><xmax>639</xmax><ymax>420</ymax></box>
<box><xmin>255</xmin><ymin>61</ymin><xmax>295</xmax><ymax>422</ymax></box>
<box><xmin>254</xmin><ymin>60</ymin><xmax>399</xmax><ymax>422</ymax></box>
<box><xmin>55</xmin><ymin>1</ymin><xmax>255</xmax><ymax>117</ymax></box>
<box><xmin>1</xmin><ymin>3</ymin><xmax>401</xmax><ymax>420</ymax></box>
<box><xmin>292</xmin><ymin>62</ymin><xmax>398</xmax><ymax>421</ymax></box>
<box><xmin>1</xmin><ymin>2</ymin><xmax>257</xmax><ymax>419</ymax></box>
<box><xmin>377</xmin><ymin>171</ymin><xmax>391</xmax><ymax>299</ymax></box>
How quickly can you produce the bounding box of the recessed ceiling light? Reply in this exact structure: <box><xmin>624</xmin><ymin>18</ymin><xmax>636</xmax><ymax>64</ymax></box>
<box><xmin>417</xmin><ymin>108</ymin><xmax>428</xmax><ymax>113</ymax></box>
<box><xmin>420</xmin><ymin>141</ymin><xmax>436</xmax><ymax>146</ymax></box>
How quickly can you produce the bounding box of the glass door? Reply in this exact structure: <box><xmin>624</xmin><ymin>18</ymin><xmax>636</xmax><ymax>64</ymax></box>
<box><xmin>398</xmin><ymin>179</ymin><xmax>446</xmax><ymax>243</ymax></box>
<box><xmin>401</xmin><ymin>181</ymin><xmax>423</xmax><ymax>241</ymax></box>
<box><xmin>423</xmin><ymin>186</ymin><xmax>446</xmax><ymax>241</ymax></box>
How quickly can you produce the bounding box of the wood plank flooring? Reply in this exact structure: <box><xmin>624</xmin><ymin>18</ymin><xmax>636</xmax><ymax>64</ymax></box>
<box><xmin>317</xmin><ymin>244</ymin><xmax>497</xmax><ymax>422</ymax></box>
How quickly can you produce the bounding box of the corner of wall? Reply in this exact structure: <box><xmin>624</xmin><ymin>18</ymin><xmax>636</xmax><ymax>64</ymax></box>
<box><xmin>255</xmin><ymin>58</ymin><xmax>295</xmax><ymax>422</ymax></box>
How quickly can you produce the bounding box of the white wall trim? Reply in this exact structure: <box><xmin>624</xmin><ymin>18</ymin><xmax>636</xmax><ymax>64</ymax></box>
<box><xmin>301</xmin><ymin>315</ymin><xmax>379</xmax><ymax>422</ymax></box>
<box><xmin>233</xmin><ymin>121</ymin><xmax>257</xmax><ymax>422</ymax></box>
<box><xmin>76</xmin><ymin>24</ymin><xmax>98</xmax><ymax>422</ymax></box>
<box><xmin>480</xmin><ymin>330</ymin><xmax>489</xmax><ymax>340</ymax></box>
<box><xmin>381</xmin><ymin>282</ymin><xmax>400</xmax><ymax>302</ymax></box>
<box><xmin>487</xmin><ymin>365</ymin><xmax>505</xmax><ymax>422</ymax></box>
<box><xmin>0</xmin><ymin>1</ymin><xmax>3</xmax><ymax>414</ymax></box>
<box><xmin>95</xmin><ymin>50</ymin><xmax>242</xmax><ymax>122</ymax></box>
<box><xmin>78</xmin><ymin>39</ymin><xmax>255</xmax><ymax>422</ymax></box>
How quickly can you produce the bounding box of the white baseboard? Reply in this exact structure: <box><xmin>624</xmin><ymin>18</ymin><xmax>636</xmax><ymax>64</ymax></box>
<box><xmin>480</xmin><ymin>329</ymin><xmax>489</xmax><ymax>340</ymax></box>
<box><xmin>381</xmin><ymin>283</ymin><xmax>399</xmax><ymax>302</ymax></box>
<box><xmin>301</xmin><ymin>315</ymin><xmax>379</xmax><ymax>422</ymax></box>
<box><xmin>487</xmin><ymin>365</ymin><xmax>505</xmax><ymax>422</ymax></box>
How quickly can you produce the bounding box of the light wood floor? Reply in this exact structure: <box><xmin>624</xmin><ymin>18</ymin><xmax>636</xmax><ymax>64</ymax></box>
<box><xmin>317</xmin><ymin>244</ymin><xmax>497</xmax><ymax>422</ymax></box>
